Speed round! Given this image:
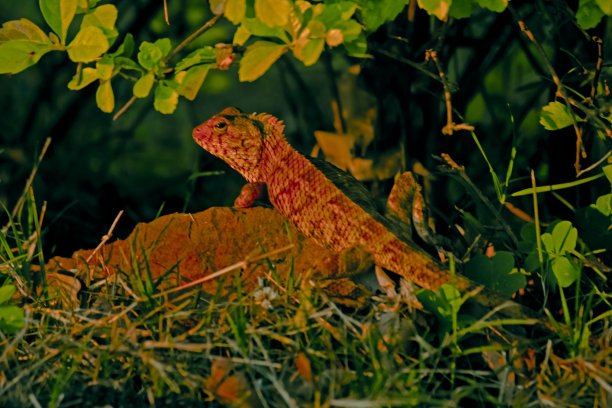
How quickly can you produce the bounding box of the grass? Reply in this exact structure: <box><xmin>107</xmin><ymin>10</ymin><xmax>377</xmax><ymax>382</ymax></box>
<box><xmin>1</xmin><ymin>175</ymin><xmax>611</xmax><ymax>407</ymax></box>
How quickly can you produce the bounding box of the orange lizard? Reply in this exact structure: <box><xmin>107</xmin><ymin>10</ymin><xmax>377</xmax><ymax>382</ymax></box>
<box><xmin>193</xmin><ymin>107</ymin><xmax>544</xmax><ymax>322</ymax></box>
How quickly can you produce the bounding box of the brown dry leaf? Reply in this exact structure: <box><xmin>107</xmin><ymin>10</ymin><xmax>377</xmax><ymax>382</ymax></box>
<box><xmin>44</xmin><ymin>207</ymin><xmax>373</xmax><ymax>303</ymax></box>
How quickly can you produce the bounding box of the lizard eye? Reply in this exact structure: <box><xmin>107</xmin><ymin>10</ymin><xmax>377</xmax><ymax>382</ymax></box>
<box><xmin>215</xmin><ymin>121</ymin><xmax>227</xmax><ymax>130</ymax></box>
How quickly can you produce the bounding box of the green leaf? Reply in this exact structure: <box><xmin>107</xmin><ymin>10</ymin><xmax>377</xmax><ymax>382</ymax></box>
<box><xmin>603</xmin><ymin>164</ymin><xmax>612</xmax><ymax>184</ymax></box>
<box><xmin>0</xmin><ymin>305</ymin><xmax>25</xmax><ymax>334</ymax></box>
<box><xmin>417</xmin><ymin>0</ymin><xmax>451</xmax><ymax>21</ymax></box>
<box><xmin>0</xmin><ymin>285</ymin><xmax>15</xmax><ymax>304</ymax></box>
<box><xmin>344</xmin><ymin>33</ymin><xmax>369</xmax><ymax>58</ymax></box>
<box><xmin>576</xmin><ymin>0</ymin><xmax>606</xmax><ymax>29</ymax></box>
<box><xmin>39</xmin><ymin>0</ymin><xmax>77</xmax><ymax>44</ymax></box>
<box><xmin>552</xmin><ymin>256</ymin><xmax>579</xmax><ymax>287</ymax></box>
<box><xmin>255</xmin><ymin>0</ymin><xmax>291</xmax><ymax>27</ymax></box>
<box><xmin>464</xmin><ymin>252</ymin><xmax>526</xmax><ymax>297</ymax></box>
<box><xmin>225</xmin><ymin>0</ymin><xmax>246</xmax><ymax>24</ymax></box>
<box><xmin>476</xmin><ymin>0</ymin><xmax>508</xmax><ymax>12</ymax></box>
<box><xmin>133</xmin><ymin>71</ymin><xmax>155</xmax><ymax>98</ymax></box>
<box><xmin>315</xmin><ymin>2</ymin><xmax>358</xmax><ymax>28</ymax></box>
<box><xmin>67</xmin><ymin>66</ymin><xmax>98</xmax><ymax>89</ymax></box>
<box><xmin>539</xmin><ymin>101</ymin><xmax>574</xmax><ymax>130</ymax></box>
<box><xmin>595</xmin><ymin>0</ymin><xmax>612</xmax><ymax>14</ymax></box>
<box><xmin>66</xmin><ymin>25</ymin><xmax>109</xmax><ymax>62</ymax></box>
<box><xmin>115</xmin><ymin>56</ymin><xmax>142</xmax><ymax>71</ymax></box>
<box><xmin>449</xmin><ymin>0</ymin><xmax>476</xmax><ymax>18</ymax></box>
<box><xmin>0</xmin><ymin>40</ymin><xmax>55</xmax><ymax>74</ymax></box>
<box><xmin>595</xmin><ymin>194</ymin><xmax>611</xmax><ymax>216</ymax></box>
<box><xmin>359</xmin><ymin>0</ymin><xmax>408</xmax><ymax>31</ymax></box>
<box><xmin>138</xmin><ymin>41</ymin><xmax>163</xmax><ymax>70</ymax></box>
<box><xmin>175</xmin><ymin>46</ymin><xmax>215</xmax><ymax>72</ymax></box>
<box><xmin>551</xmin><ymin>220</ymin><xmax>577</xmax><ymax>254</ymax></box>
<box><xmin>81</xmin><ymin>4</ymin><xmax>118</xmax><ymax>45</ymax></box>
<box><xmin>239</xmin><ymin>41</ymin><xmax>287</xmax><ymax>82</ymax></box>
<box><xmin>176</xmin><ymin>64</ymin><xmax>212</xmax><ymax>100</ymax></box>
<box><xmin>96</xmin><ymin>80</ymin><xmax>114</xmax><ymax>112</ymax></box>
<box><xmin>154</xmin><ymin>83</ymin><xmax>179</xmax><ymax>114</ymax></box>
<box><xmin>110</xmin><ymin>33</ymin><xmax>134</xmax><ymax>58</ymax></box>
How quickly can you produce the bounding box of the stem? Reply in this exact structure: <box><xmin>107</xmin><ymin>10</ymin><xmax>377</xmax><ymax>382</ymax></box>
<box><xmin>164</xmin><ymin>13</ymin><xmax>222</xmax><ymax>64</ymax></box>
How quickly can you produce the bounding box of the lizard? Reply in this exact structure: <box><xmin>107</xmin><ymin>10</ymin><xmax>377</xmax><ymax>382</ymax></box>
<box><xmin>192</xmin><ymin>107</ymin><xmax>544</xmax><ymax>322</ymax></box>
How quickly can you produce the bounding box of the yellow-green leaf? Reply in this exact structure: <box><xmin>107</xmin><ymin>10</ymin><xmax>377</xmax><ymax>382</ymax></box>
<box><xmin>68</xmin><ymin>67</ymin><xmax>98</xmax><ymax>89</ymax></box>
<box><xmin>239</xmin><ymin>41</ymin><xmax>287</xmax><ymax>81</ymax></box>
<box><xmin>154</xmin><ymin>84</ymin><xmax>179</xmax><ymax>114</ymax></box>
<box><xmin>0</xmin><ymin>19</ymin><xmax>52</xmax><ymax>44</ymax></box>
<box><xmin>96</xmin><ymin>57</ymin><xmax>114</xmax><ymax>80</ymax></box>
<box><xmin>96</xmin><ymin>80</ymin><xmax>114</xmax><ymax>113</ymax></box>
<box><xmin>0</xmin><ymin>41</ymin><xmax>55</xmax><ymax>74</ymax></box>
<box><xmin>596</xmin><ymin>0</ymin><xmax>612</xmax><ymax>14</ymax></box>
<box><xmin>233</xmin><ymin>25</ymin><xmax>251</xmax><ymax>46</ymax></box>
<box><xmin>540</xmin><ymin>101</ymin><xmax>576</xmax><ymax>130</ymax></box>
<box><xmin>300</xmin><ymin>38</ymin><xmax>324</xmax><ymax>65</ymax></box>
<box><xmin>67</xmin><ymin>25</ymin><xmax>109</xmax><ymax>62</ymax></box>
<box><xmin>133</xmin><ymin>71</ymin><xmax>155</xmax><ymax>98</ymax></box>
<box><xmin>177</xmin><ymin>64</ymin><xmax>212</xmax><ymax>100</ymax></box>
<box><xmin>255</xmin><ymin>0</ymin><xmax>291</xmax><ymax>27</ymax></box>
<box><xmin>39</xmin><ymin>0</ymin><xmax>78</xmax><ymax>43</ymax></box>
<box><xmin>82</xmin><ymin>4</ymin><xmax>118</xmax><ymax>30</ymax></box>
<box><xmin>225</xmin><ymin>0</ymin><xmax>246</xmax><ymax>24</ymax></box>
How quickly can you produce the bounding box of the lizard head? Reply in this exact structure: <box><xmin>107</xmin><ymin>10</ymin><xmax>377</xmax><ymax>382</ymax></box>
<box><xmin>193</xmin><ymin>107</ymin><xmax>267</xmax><ymax>182</ymax></box>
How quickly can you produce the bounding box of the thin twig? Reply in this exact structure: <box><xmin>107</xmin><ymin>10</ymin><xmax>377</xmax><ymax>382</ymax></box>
<box><xmin>576</xmin><ymin>150</ymin><xmax>612</xmax><ymax>178</ymax></box>
<box><xmin>86</xmin><ymin>210</ymin><xmax>124</xmax><ymax>280</ymax></box>
<box><xmin>113</xmin><ymin>95</ymin><xmax>136</xmax><ymax>121</ymax></box>
<box><xmin>164</xmin><ymin>13</ymin><xmax>222</xmax><ymax>64</ymax></box>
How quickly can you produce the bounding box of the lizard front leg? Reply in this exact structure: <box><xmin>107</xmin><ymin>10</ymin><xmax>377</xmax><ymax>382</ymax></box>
<box><xmin>234</xmin><ymin>182</ymin><xmax>265</xmax><ymax>208</ymax></box>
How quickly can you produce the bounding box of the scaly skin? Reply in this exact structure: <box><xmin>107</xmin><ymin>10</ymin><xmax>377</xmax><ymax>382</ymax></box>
<box><xmin>193</xmin><ymin>108</ymin><xmax>547</xmax><ymax>323</ymax></box>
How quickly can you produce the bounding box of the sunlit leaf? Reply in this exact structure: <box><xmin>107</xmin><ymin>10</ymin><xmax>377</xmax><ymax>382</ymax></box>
<box><xmin>133</xmin><ymin>71</ymin><xmax>155</xmax><ymax>98</ymax></box>
<box><xmin>66</xmin><ymin>25</ymin><xmax>109</xmax><ymax>62</ymax></box>
<box><xmin>595</xmin><ymin>0</ymin><xmax>612</xmax><ymax>14</ymax></box>
<box><xmin>255</xmin><ymin>0</ymin><xmax>291</xmax><ymax>27</ymax></box>
<box><xmin>551</xmin><ymin>221</ymin><xmax>577</xmax><ymax>254</ymax></box>
<box><xmin>154</xmin><ymin>83</ymin><xmax>178</xmax><ymax>114</ymax></box>
<box><xmin>0</xmin><ymin>40</ymin><xmax>55</xmax><ymax>74</ymax></box>
<box><xmin>81</xmin><ymin>4</ymin><xmax>118</xmax><ymax>45</ymax></box>
<box><xmin>552</xmin><ymin>256</ymin><xmax>579</xmax><ymax>287</ymax></box>
<box><xmin>0</xmin><ymin>285</ymin><xmax>15</xmax><ymax>304</ymax></box>
<box><xmin>0</xmin><ymin>305</ymin><xmax>25</xmax><ymax>334</ymax></box>
<box><xmin>299</xmin><ymin>38</ymin><xmax>324</xmax><ymax>66</ymax></box>
<box><xmin>67</xmin><ymin>66</ymin><xmax>98</xmax><ymax>89</ymax></box>
<box><xmin>225</xmin><ymin>0</ymin><xmax>246</xmax><ymax>24</ymax></box>
<box><xmin>96</xmin><ymin>80</ymin><xmax>114</xmax><ymax>112</ymax></box>
<box><xmin>539</xmin><ymin>101</ymin><xmax>574</xmax><ymax>130</ymax></box>
<box><xmin>0</xmin><ymin>19</ymin><xmax>52</xmax><ymax>44</ymax></box>
<box><xmin>39</xmin><ymin>0</ymin><xmax>77</xmax><ymax>43</ymax></box>
<box><xmin>177</xmin><ymin>64</ymin><xmax>212</xmax><ymax>100</ymax></box>
<box><xmin>96</xmin><ymin>55</ymin><xmax>114</xmax><ymax>80</ymax></box>
<box><xmin>594</xmin><ymin>193</ymin><xmax>612</xmax><ymax>216</ymax></box>
<box><xmin>238</xmin><ymin>41</ymin><xmax>287</xmax><ymax>82</ymax></box>
<box><xmin>576</xmin><ymin>0</ymin><xmax>606</xmax><ymax>29</ymax></box>
<box><xmin>233</xmin><ymin>24</ymin><xmax>251</xmax><ymax>46</ymax></box>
